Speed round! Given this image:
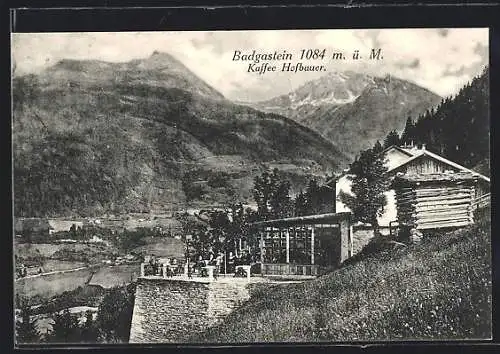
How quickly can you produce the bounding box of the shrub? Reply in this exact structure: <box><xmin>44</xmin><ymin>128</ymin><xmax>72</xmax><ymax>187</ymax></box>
<box><xmin>207</xmin><ymin>172</ymin><xmax>230</xmax><ymax>188</ymax></box>
<box><xmin>34</xmin><ymin>285</ymin><xmax>105</xmax><ymax>316</ymax></box>
<box><xmin>46</xmin><ymin>309</ymin><xmax>82</xmax><ymax>343</ymax></box>
<box><xmin>95</xmin><ymin>284</ymin><xmax>136</xmax><ymax>342</ymax></box>
<box><xmin>15</xmin><ymin>302</ymin><xmax>40</xmax><ymax>344</ymax></box>
<box><xmin>80</xmin><ymin>310</ymin><xmax>99</xmax><ymax>343</ymax></box>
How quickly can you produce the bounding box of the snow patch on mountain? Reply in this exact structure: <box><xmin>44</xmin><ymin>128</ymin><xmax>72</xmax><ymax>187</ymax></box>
<box><xmin>289</xmin><ymin>90</ymin><xmax>360</xmax><ymax>109</ymax></box>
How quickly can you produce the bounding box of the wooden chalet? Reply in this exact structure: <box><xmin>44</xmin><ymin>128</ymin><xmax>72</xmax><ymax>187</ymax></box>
<box><xmin>392</xmin><ymin>171</ymin><xmax>487</xmax><ymax>233</ymax></box>
<box><xmin>329</xmin><ymin>143</ymin><xmax>490</xmax><ymax>228</ymax></box>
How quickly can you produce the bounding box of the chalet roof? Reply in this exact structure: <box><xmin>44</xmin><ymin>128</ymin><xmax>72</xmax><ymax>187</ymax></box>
<box><xmin>381</xmin><ymin>145</ymin><xmax>416</xmax><ymax>157</ymax></box>
<box><xmin>326</xmin><ymin>145</ymin><xmax>421</xmax><ymax>185</ymax></box>
<box><xmin>387</xmin><ymin>149</ymin><xmax>490</xmax><ymax>183</ymax></box>
<box><xmin>327</xmin><ymin>145</ymin><xmax>490</xmax><ymax>186</ymax></box>
<box><xmin>393</xmin><ymin>172</ymin><xmax>479</xmax><ymax>186</ymax></box>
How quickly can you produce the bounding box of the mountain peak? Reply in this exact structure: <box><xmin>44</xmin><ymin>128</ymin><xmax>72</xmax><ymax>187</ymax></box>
<box><xmin>38</xmin><ymin>52</ymin><xmax>225</xmax><ymax>100</ymax></box>
<box><xmin>245</xmin><ymin>71</ymin><xmax>442</xmax><ymax>160</ymax></box>
<box><xmin>255</xmin><ymin>70</ymin><xmax>376</xmax><ymax>109</ymax></box>
<box><xmin>149</xmin><ymin>50</ymin><xmax>177</xmax><ymax>60</ymax></box>
<box><xmin>136</xmin><ymin>50</ymin><xmax>186</xmax><ymax>70</ymax></box>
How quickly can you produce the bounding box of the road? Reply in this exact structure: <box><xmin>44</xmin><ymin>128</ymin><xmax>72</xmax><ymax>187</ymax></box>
<box><xmin>15</xmin><ymin>266</ymin><xmax>93</xmax><ymax>281</ymax></box>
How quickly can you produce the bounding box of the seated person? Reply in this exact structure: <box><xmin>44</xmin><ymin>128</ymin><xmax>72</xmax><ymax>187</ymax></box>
<box><xmin>166</xmin><ymin>266</ymin><xmax>174</xmax><ymax>277</ymax></box>
<box><xmin>200</xmin><ymin>267</ymin><xmax>208</xmax><ymax>277</ymax></box>
<box><xmin>149</xmin><ymin>254</ymin><xmax>156</xmax><ymax>266</ymax></box>
<box><xmin>240</xmin><ymin>251</ymin><xmax>251</xmax><ymax>265</ymax></box>
<box><xmin>144</xmin><ymin>264</ymin><xmax>154</xmax><ymax>276</ymax></box>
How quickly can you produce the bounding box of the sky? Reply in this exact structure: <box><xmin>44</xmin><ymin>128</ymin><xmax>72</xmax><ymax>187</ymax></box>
<box><xmin>11</xmin><ymin>29</ymin><xmax>488</xmax><ymax>102</ymax></box>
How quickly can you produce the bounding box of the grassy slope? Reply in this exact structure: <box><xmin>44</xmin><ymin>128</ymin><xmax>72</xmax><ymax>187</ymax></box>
<box><xmin>16</xmin><ymin>268</ymin><xmax>95</xmax><ymax>305</ymax></box>
<box><xmin>88</xmin><ymin>265</ymin><xmax>141</xmax><ymax>288</ymax></box>
<box><xmin>194</xmin><ymin>210</ymin><xmax>491</xmax><ymax>342</ymax></box>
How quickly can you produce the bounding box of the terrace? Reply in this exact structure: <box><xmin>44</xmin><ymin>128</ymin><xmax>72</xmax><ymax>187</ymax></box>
<box><xmin>137</xmin><ymin>212</ymin><xmax>354</xmax><ymax>281</ymax></box>
<box><xmin>250</xmin><ymin>212</ymin><xmax>353</xmax><ymax>276</ymax></box>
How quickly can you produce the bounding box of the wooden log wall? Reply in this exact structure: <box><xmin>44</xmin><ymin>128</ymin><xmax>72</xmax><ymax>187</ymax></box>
<box><xmin>395</xmin><ymin>185</ymin><xmax>475</xmax><ymax>230</ymax></box>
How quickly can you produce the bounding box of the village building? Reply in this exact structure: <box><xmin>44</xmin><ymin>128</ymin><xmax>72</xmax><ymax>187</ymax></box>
<box><xmin>328</xmin><ymin>144</ymin><xmax>490</xmax><ymax>228</ymax></box>
<box><xmin>47</xmin><ymin>220</ymin><xmax>84</xmax><ymax>234</ymax></box>
<box><xmin>14</xmin><ymin>218</ymin><xmax>53</xmax><ymax>238</ymax></box>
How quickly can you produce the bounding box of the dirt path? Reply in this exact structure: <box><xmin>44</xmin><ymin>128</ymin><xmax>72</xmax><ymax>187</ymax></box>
<box><xmin>15</xmin><ymin>266</ymin><xmax>92</xmax><ymax>281</ymax></box>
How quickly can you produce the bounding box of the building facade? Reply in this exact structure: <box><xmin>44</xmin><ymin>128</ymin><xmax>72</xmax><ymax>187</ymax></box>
<box><xmin>329</xmin><ymin>144</ymin><xmax>490</xmax><ymax>227</ymax></box>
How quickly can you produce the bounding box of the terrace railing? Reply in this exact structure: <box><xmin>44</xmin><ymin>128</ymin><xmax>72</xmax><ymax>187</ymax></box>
<box><xmin>141</xmin><ymin>263</ymin><xmax>184</xmax><ymax>278</ymax></box>
<box><xmin>140</xmin><ymin>262</ymin><xmax>225</xmax><ymax>280</ymax></box>
<box><xmin>261</xmin><ymin>263</ymin><xmax>321</xmax><ymax>276</ymax></box>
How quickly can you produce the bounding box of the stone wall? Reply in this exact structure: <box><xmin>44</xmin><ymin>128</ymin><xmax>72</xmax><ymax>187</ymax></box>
<box><xmin>207</xmin><ymin>279</ymin><xmax>252</xmax><ymax>324</ymax></box>
<box><xmin>129</xmin><ymin>277</ymin><xmax>255</xmax><ymax>343</ymax></box>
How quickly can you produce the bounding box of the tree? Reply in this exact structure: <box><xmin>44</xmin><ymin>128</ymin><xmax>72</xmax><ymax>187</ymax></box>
<box><xmin>294</xmin><ymin>178</ymin><xmax>336</xmax><ymax>216</ymax></box>
<box><xmin>207</xmin><ymin>172</ymin><xmax>230</xmax><ymax>188</ymax></box>
<box><xmin>339</xmin><ymin>147</ymin><xmax>389</xmax><ymax>236</ymax></box>
<box><xmin>181</xmin><ymin>173</ymin><xmax>206</xmax><ymax>202</ymax></box>
<box><xmin>95</xmin><ymin>284</ymin><xmax>135</xmax><ymax>343</ymax></box>
<box><xmin>16</xmin><ymin>302</ymin><xmax>40</xmax><ymax>344</ymax></box>
<box><xmin>398</xmin><ymin>66</ymin><xmax>489</xmax><ymax>170</ymax></box>
<box><xmin>196</xmin><ymin>203</ymin><xmax>257</xmax><ymax>261</ymax></box>
<box><xmin>47</xmin><ymin>309</ymin><xmax>81</xmax><ymax>343</ymax></box>
<box><xmin>80</xmin><ymin>310</ymin><xmax>98</xmax><ymax>343</ymax></box>
<box><xmin>294</xmin><ymin>190</ymin><xmax>308</xmax><ymax>216</ymax></box>
<box><xmin>220</xmin><ymin>203</ymin><xmax>252</xmax><ymax>256</ymax></box>
<box><xmin>119</xmin><ymin>229</ymin><xmax>146</xmax><ymax>252</ymax></box>
<box><xmin>372</xmin><ymin>140</ymin><xmax>384</xmax><ymax>153</ymax></box>
<box><xmin>192</xmin><ymin>215</ymin><xmax>220</xmax><ymax>260</ymax></box>
<box><xmin>70</xmin><ymin>223</ymin><xmax>77</xmax><ymax>236</ymax></box>
<box><xmin>269</xmin><ymin>179</ymin><xmax>293</xmax><ymax>219</ymax></box>
<box><xmin>304</xmin><ymin>179</ymin><xmax>321</xmax><ymax>214</ymax></box>
<box><xmin>253</xmin><ymin>168</ymin><xmax>292</xmax><ymax>220</ymax></box>
<box><xmin>383</xmin><ymin>131</ymin><xmax>400</xmax><ymax>148</ymax></box>
<box><xmin>400</xmin><ymin>117</ymin><xmax>415</xmax><ymax>145</ymax></box>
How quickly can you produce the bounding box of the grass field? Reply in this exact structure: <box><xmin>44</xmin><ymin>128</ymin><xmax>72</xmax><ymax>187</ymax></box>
<box><xmin>15</xmin><ymin>268</ymin><xmax>95</xmax><ymax>306</ymax></box>
<box><xmin>193</xmin><ymin>209</ymin><xmax>491</xmax><ymax>342</ymax></box>
<box><xmin>16</xmin><ymin>242</ymin><xmax>120</xmax><ymax>262</ymax></box>
<box><xmin>15</xmin><ymin>263</ymin><xmax>139</xmax><ymax>305</ymax></box>
<box><xmin>15</xmin><ymin>243</ymin><xmax>66</xmax><ymax>259</ymax></box>
<box><xmin>41</xmin><ymin>260</ymin><xmax>87</xmax><ymax>272</ymax></box>
<box><xmin>87</xmin><ymin>264</ymin><xmax>141</xmax><ymax>288</ymax></box>
<box><xmin>15</xmin><ymin>233</ymin><xmax>182</xmax><ymax>307</ymax></box>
